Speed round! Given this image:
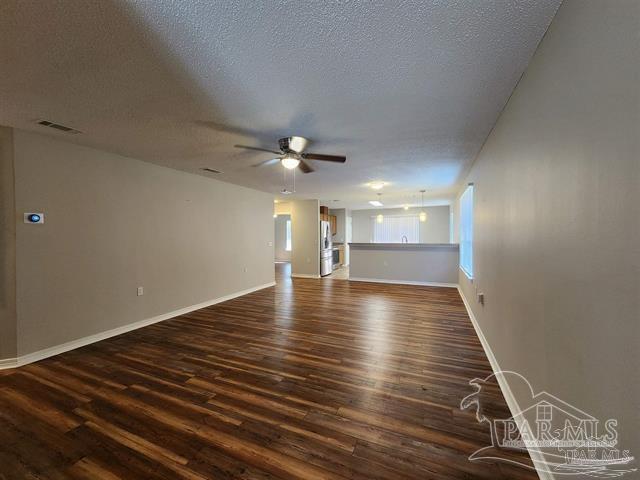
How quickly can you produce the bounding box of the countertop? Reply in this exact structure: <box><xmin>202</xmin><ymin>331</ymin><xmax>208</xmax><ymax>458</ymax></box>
<box><xmin>349</xmin><ymin>243</ymin><xmax>458</xmax><ymax>249</ymax></box>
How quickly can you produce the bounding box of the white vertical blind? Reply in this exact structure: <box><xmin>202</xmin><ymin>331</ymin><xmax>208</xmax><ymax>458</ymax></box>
<box><xmin>459</xmin><ymin>185</ymin><xmax>474</xmax><ymax>278</ymax></box>
<box><xmin>285</xmin><ymin>220</ymin><xmax>292</xmax><ymax>251</ymax></box>
<box><xmin>372</xmin><ymin>215</ymin><xmax>419</xmax><ymax>243</ymax></box>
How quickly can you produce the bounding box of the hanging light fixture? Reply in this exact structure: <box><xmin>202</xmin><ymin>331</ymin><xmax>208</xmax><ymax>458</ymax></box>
<box><xmin>375</xmin><ymin>193</ymin><xmax>384</xmax><ymax>223</ymax></box>
<box><xmin>419</xmin><ymin>190</ymin><xmax>427</xmax><ymax>222</ymax></box>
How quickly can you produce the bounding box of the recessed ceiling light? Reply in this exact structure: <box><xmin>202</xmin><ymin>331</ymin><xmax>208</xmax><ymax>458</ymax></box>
<box><xmin>369</xmin><ymin>182</ymin><xmax>385</xmax><ymax>190</ymax></box>
<box><xmin>274</xmin><ymin>199</ymin><xmax>279</xmax><ymax>203</ymax></box>
<box><xmin>369</xmin><ymin>200</ymin><xmax>383</xmax><ymax>207</ymax></box>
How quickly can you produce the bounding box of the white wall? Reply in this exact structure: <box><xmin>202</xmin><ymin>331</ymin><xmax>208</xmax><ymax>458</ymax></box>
<box><xmin>290</xmin><ymin>199</ymin><xmax>319</xmax><ymax>277</ymax></box>
<box><xmin>456</xmin><ymin>0</ymin><xmax>639</xmax><ymax>466</ymax></box>
<box><xmin>11</xmin><ymin>129</ymin><xmax>275</xmax><ymax>357</ymax></box>
<box><xmin>351</xmin><ymin>205</ymin><xmax>451</xmax><ymax>243</ymax></box>
<box><xmin>274</xmin><ymin>214</ymin><xmax>291</xmax><ymax>262</ymax></box>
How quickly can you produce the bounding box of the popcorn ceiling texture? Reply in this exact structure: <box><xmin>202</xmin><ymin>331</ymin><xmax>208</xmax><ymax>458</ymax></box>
<box><xmin>0</xmin><ymin>0</ymin><xmax>560</xmax><ymax>208</ymax></box>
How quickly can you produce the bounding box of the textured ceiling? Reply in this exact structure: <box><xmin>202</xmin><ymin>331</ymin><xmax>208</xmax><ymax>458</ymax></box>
<box><xmin>0</xmin><ymin>0</ymin><xmax>561</xmax><ymax>209</ymax></box>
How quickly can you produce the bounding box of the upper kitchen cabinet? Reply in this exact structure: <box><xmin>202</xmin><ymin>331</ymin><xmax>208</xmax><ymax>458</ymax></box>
<box><xmin>320</xmin><ymin>205</ymin><xmax>329</xmax><ymax>222</ymax></box>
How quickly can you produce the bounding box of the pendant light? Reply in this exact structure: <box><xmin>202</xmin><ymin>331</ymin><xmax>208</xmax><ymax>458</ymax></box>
<box><xmin>419</xmin><ymin>190</ymin><xmax>427</xmax><ymax>222</ymax></box>
<box><xmin>376</xmin><ymin>193</ymin><xmax>384</xmax><ymax>223</ymax></box>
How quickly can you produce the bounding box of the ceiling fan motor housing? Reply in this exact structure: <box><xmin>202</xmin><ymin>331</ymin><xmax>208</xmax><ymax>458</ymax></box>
<box><xmin>278</xmin><ymin>136</ymin><xmax>308</xmax><ymax>154</ymax></box>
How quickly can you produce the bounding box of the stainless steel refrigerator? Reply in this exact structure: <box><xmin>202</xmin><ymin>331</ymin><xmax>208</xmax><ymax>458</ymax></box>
<box><xmin>320</xmin><ymin>220</ymin><xmax>332</xmax><ymax>276</ymax></box>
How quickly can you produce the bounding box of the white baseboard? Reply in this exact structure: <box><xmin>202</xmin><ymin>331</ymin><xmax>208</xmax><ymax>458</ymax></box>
<box><xmin>349</xmin><ymin>277</ymin><xmax>457</xmax><ymax>288</ymax></box>
<box><xmin>457</xmin><ymin>286</ymin><xmax>552</xmax><ymax>480</ymax></box>
<box><xmin>291</xmin><ymin>273</ymin><xmax>320</xmax><ymax>279</ymax></box>
<box><xmin>0</xmin><ymin>357</ymin><xmax>18</xmax><ymax>369</ymax></box>
<box><xmin>0</xmin><ymin>281</ymin><xmax>276</xmax><ymax>371</ymax></box>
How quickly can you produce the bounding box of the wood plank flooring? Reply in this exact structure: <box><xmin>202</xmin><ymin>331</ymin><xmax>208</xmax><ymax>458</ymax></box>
<box><xmin>0</xmin><ymin>263</ymin><xmax>537</xmax><ymax>479</ymax></box>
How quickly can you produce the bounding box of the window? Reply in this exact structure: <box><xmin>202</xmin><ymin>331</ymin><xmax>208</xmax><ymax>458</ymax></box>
<box><xmin>372</xmin><ymin>215</ymin><xmax>419</xmax><ymax>243</ymax></box>
<box><xmin>285</xmin><ymin>220</ymin><xmax>292</xmax><ymax>251</ymax></box>
<box><xmin>459</xmin><ymin>184</ymin><xmax>474</xmax><ymax>278</ymax></box>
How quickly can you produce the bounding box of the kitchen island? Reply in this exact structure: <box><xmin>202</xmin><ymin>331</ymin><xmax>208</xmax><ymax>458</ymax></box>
<box><xmin>349</xmin><ymin>243</ymin><xmax>459</xmax><ymax>286</ymax></box>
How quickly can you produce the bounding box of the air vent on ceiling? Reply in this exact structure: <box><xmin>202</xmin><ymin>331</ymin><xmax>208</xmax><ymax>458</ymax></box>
<box><xmin>201</xmin><ymin>168</ymin><xmax>222</xmax><ymax>174</ymax></box>
<box><xmin>36</xmin><ymin>120</ymin><xmax>81</xmax><ymax>134</ymax></box>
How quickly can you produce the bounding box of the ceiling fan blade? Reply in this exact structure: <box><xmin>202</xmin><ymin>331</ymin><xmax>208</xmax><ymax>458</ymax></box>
<box><xmin>298</xmin><ymin>159</ymin><xmax>314</xmax><ymax>173</ymax></box>
<box><xmin>251</xmin><ymin>158</ymin><xmax>281</xmax><ymax>168</ymax></box>
<box><xmin>301</xmin><ymin>153</ymin><xmax>346</xmax><ymax>163</ymax></box>
<box><xmin>234</xmin><ymin>144</ymin><xmax>281</xmax><ymax>155</ymax></box>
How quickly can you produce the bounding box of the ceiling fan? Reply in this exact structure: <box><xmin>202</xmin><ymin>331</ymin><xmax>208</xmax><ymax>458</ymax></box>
<box><xmin>234</xmin><ymin>136</ymin><xmax>346</xmax><ymax>173</ymax></box>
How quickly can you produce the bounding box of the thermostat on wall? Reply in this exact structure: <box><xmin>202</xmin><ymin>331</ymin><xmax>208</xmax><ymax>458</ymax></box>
<box><xmin>24</xmin><ymin>212</ymin><xmax>44</xmax><ymax>224</ymax></box>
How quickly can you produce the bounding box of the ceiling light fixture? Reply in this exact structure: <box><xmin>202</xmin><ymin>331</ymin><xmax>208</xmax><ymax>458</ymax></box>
<box><xmin>369</xmin><ymin>181</ymin><xmax>385</xmax><ymax>190</ymax></box>
<box><xmin>281</xmin><ymin>154</ymin><xmax>300</xmax><ymax>170</ymax></box>
<box><xmin>403</xmin><ymin>204</ymin><xmax>409</xmax><ymax>211</ymax></box>
<box><xmin>373</xmin><ymin>193</ymin><xmax>384</xmax><ymax>221</ymax></box>
<box><xmin>419</xmin><ymin>190</ymin><xmax>428</xmax><ymax>222</ymax></box>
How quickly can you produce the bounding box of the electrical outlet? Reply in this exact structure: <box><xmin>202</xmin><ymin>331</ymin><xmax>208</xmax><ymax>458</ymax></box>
<box><xmin>137</xmin><ymin>286</ymin><xmax>144</xmax><ymax>296</ymax></box>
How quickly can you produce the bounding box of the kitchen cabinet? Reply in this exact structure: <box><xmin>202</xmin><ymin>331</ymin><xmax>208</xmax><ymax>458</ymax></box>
<box><xmin>330</xmin><ymin>215</ymin><xmax>337</xmax><ymax>236</ymax></box>
<box><xmin>320</xmin><ymin>206</ymin><xmax>329</xmax><ymax>222</ymax></box>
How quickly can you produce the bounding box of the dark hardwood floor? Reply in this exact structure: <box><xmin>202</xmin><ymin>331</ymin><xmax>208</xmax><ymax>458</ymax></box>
<box><xmin>0</xmin><ymin>263</ymin><xmax>537</xmax><ymax>479</ymax></box>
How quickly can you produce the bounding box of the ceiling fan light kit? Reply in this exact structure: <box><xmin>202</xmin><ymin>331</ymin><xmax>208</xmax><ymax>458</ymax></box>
<box><xmin>281</xmin><ymin>154</ymin><xmax>300</xmax><ymax>170</ymax></box>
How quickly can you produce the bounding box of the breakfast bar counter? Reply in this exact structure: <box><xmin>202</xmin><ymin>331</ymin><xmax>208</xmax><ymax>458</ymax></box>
<box><xmin>348</xmin><ymin>243</ymin><xmax>459</xmax><ymax>286</ymax></box>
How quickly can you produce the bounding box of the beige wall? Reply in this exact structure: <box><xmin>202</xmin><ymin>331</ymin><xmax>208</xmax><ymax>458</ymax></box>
<box><xmin>274</xmin><ymin>214</ymin><xmax>291</xmax><ymax>262</ymax></box>
<box><xmin>457</xmin><ymin>0</ymin><xmax>639</xmax><ymax>464</ymax></box>
<box><xmin>351</xmin><ymin>205</ymin><xmax>450</xmax><ymax>244</ymax></box>
<box><xmin>0</xmin><ymin>127</ymin><xmax>17</xmax><ymax>360</ymax></box>
<box><xmin>290</xmin><ymin>199</ymin><xmax>319</xmax><ymax>277</ymax></box>
<box><xmin>11</xmin><ymin>129</ymin><xmax>274</xmax><ymax>357</ymax></box>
